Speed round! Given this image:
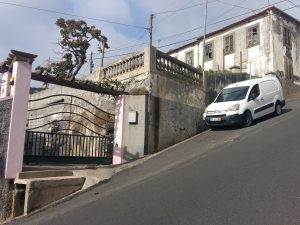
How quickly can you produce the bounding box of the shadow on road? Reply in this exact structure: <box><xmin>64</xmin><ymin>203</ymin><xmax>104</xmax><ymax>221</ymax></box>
<box><xmin>209</xmin><ymin>108</ymin><xmax>293</xmax><ymax>131</ymax></box>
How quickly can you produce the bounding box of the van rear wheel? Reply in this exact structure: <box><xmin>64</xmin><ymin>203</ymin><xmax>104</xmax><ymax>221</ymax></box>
<box><xmin>242</xmin><ymin>111</ymin><xmax>253</xmax><ymax>127</ymax></box>
<box><xmin>274</xmin><ymin>102</ymin><xmax>282</xmax><ymax>116</ymax></box>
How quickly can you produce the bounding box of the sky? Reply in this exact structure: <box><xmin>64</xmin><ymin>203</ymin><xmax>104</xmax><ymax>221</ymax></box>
<box><xmin>0</xmin><ymin>0</ymin><xmax>299</xmax><ymax>85</ymax></box>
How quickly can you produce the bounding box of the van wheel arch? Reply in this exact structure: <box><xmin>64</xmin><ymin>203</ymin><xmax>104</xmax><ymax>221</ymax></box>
<box><xmin>242</xmin><ymin>110</ymin><xmax>253</xmax><ymax>127</ymax></box>
<box><xmin>274</xmin><ymin>101</ymin><xmax>282</xmax><ymax>116</ymax></box>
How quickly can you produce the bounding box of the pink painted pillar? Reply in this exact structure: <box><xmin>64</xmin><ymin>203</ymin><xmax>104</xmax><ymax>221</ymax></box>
<box><xmin>5</xmin><ymin>61</ymin><xmax>32</xmax><ymax>179</ymax></box>
<box><xmin>112</xmin><ymin>95</ymin><xmax>125</xmax><ymax>165</ymax></box>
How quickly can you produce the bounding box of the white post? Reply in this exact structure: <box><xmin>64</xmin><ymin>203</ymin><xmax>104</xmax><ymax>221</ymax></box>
<box><xmin>201</xmin><ymin>0</ymin><xmax>208</xmax><ymax>71</ymax></box>
<box><xmin>112</xmin><ymin>95</ymin><xmax>125</xmax><ymax>165</ymax></box>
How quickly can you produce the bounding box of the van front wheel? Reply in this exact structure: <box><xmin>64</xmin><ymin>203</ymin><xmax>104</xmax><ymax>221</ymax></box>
<box><xmin>274</xmin><ymin>102</ymin><xmax>282</xmax><ymax>116</ymax></box>
<box><xmin>242</xmin><ymin>111</ymin><xmax>253</xmax><ymax>127</ymax></box>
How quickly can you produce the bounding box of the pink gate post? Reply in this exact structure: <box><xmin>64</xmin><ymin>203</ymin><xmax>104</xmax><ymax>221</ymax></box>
<box><xmin>1</xmin><ymin>50</ymin><xmax>37</xmax><ymax>179</ymax></box>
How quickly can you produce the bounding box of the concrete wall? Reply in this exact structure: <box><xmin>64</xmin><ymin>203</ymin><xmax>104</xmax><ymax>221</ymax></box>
<box><xmin>0</xmin><ymin>97</ymin><xmax>13</xmax><ymax>222</ymax></box>
<box><xmin>28</xmin><ymin>84</ymin><xmax>116</xmax><ymax>136</ymax></box>
<box><xmin>28</xmin><ymin>64</ymin><xmax>151</xmax><ymax>136</ymax></box>
<box><xmin>281</xmin><ymin>80</ymin><xmax>300</xmax><ymax>100</ymax></box>
<box><xmin>103</xmin><ymin>46</ymin><xmax>206</xmax><ymax>155</ymax></box>
<box><xmin>271</xmin><ymin>12</ymin><xmax>300</xmax><ymax>79</ymax></box>
<box><xmin>149</xmin><ymin>71</ymin><xmax>205</xmax><ymax>153</ymax></box>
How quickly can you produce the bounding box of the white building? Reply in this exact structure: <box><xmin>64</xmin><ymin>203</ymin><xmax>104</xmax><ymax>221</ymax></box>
<box><xmin>168</xmin><ymin>6</ymin><xmax>300</xmax><ymax>80</ymax></box>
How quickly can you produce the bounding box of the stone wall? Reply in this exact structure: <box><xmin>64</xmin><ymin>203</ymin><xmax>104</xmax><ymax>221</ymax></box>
<box><xmin>28</xmin><ymin>85</ymin><xmax>116</xmax><ymax>136</ymax></box>
<box><xmin>280</xmin><ymin>80</ymin><xmax>300</xmax><ymax>100</ymax></box>
<box><xmin>101</xmin><ymin>46</ymin><xmax>206</xmax><ymax>154</ymax></box>
<box><xmin>0</xmin><ymin>97</ymin><xmax>13</xmax><ymax>222</ymax></box>
<box><xmin>149</xmin><ymin>71</ymin><xmax>205</xmax><ymax>153</ymax></box>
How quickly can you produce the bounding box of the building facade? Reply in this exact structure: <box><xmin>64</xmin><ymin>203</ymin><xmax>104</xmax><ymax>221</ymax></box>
<box><xmin>168</xmin><ymin>7</ymin><xmax>300</xmax><ymax>80</ymax></box>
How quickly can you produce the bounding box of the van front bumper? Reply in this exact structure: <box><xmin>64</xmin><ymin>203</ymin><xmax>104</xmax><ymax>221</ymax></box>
<box><xmin>204</xmin><ymin>113</ymin><xmax>242</xmax><ymax>127</ymax></box>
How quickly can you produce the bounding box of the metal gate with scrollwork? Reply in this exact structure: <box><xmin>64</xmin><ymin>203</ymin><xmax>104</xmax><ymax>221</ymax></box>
<box><xmin>24</xmin><ymin>94</ymin><xmax>115</xmax><ymax>164</ymax></box>
<box><xmin>24</xmin><ymin>131</ymin><xmax>113</xmax><ymax>164</ymax></box>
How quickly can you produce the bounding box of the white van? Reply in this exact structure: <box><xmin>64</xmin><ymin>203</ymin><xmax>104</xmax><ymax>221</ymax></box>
<box><xmin>203</xmin><ymin>77</ymin><xmax>285</xmax><ymax>128</ymax></box>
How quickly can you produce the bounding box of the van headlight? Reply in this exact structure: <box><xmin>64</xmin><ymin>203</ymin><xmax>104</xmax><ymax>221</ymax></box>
<box><xmin>204</xmin><ymin>107</ymin><xmax>208</xmax><ymax>113</ymax></box>
<box><xmin>227</xmin><ymin>104</ymin><xmax>240</xmax><ymax>111</ymax></box>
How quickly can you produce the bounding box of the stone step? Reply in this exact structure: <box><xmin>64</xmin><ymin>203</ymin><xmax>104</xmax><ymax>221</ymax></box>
<box><xmin>13</xmin><ymin>176</ymin><xmax>85</xmax><ymax>216</ymax></box>
<box><xmin>16</xmin><ymin>170</ymin><xmax>73</xmax><ymax>179</ymax></box>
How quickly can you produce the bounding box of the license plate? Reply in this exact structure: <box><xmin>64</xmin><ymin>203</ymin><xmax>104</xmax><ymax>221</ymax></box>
<box><xmin>209</xmin><ymin>117</ymin><xmax>222</xmax><ymax>121</ymax></box>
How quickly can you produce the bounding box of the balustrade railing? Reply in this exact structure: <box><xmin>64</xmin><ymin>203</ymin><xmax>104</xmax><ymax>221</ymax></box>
<box><xmin>156</xmin><ymin>50</ymin><xmax>202</xmax><ymax>81</ymax></box>
<box><xmin>101</xmin><ymin>47</ymin><xmax>202</xmax><ymax>83</ymax></box>
<box><xmin>103</xmin><ymin>51</ymin><xmax>144</xmax><ymax>78</ymax></box>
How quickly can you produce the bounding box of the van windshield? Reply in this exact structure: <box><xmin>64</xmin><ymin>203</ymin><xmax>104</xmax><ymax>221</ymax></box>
<box><xmin>215</xmin><ymin>86</ymin><xmax>250</xmax><ymax>102</ymax></box>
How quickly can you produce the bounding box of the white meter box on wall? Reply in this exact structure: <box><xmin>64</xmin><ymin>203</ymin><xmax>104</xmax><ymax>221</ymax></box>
<box><xmin>128</xmin><ymin>111</ymin><xmax>138</xmax><ymax>124</ymax></box>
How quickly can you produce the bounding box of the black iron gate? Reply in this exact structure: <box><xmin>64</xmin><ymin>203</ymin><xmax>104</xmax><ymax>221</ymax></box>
<box><xmin>24</xmin><ymin>131</ymin><xmax>113</xmax><ymax>164</ymax></box>
<box><xmin>24</xmin><ymin>94</ymin><xmax>115</xmax><ymax>165</ymax></box>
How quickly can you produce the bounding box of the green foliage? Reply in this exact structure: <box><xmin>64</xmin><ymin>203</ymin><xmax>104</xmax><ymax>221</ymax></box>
<box><xmin>77</xmin><ymin>78</ymin><xmax>126</xmax><ymax>92</ymax></box>
<box><xmin>129</xmin><ymin>87</ymin><xmax>149</xmax><ymax>95</ymax></box>
<box><xmin>36</xmin><ymin>18</ymin><xmax>105</xmax><ymax>81</ymax></box>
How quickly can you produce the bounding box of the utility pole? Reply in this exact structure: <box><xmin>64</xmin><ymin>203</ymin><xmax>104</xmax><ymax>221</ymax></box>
<box><xmin>149</xmin><ymin>14</ymin><xmax>154</xmax><ymax>46</ymax></box>
<box><xmin>90</xmin><ymin>52</ymin><xmax>94</xmax><ymax>74</ymax></box>
<box><xmin>99</xmin><ymin>36</ymin><xmax>109</xmax><ymax>68</ymax></box>
<box><xmin>201</xmin><ymin>0</ymin><xmax>208</xmax><ymax>71</ymax></box>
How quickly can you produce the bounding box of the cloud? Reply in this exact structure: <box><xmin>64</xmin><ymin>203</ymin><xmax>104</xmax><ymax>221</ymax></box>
<box><xmin>0</xmin><ymin>0</ymin><xmax>299</xmax><ymax>77</ymax></box>
<box><xmin>0</xmin><ymin>0</ymin><xmax>65</xmax><ymax>66</ymax></box>
<box><xmin>71</xmin><ymin>0</ymin><xmax>133</xmax><ymax>24</ymax></box>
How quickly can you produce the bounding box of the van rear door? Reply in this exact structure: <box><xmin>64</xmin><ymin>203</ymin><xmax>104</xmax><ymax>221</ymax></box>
<box><xmin>247</xmin><ymin>83</ymin><xmax>265</xmax><ymax>119</ymax></box>
<box><xmin>259</xmin><ymin>80</ymin><xmax>278</xmax><ymax>115</ymax></box>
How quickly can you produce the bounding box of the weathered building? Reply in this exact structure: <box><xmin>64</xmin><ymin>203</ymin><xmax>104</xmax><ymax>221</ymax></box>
<box><xmin>168</xmin><ymin>7</ymin><xmax>300</xmax><ymax>80</ymax></box>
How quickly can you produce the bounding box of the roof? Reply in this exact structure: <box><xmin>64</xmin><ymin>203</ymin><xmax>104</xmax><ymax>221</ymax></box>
<box><xmin>167</xmin><ymin>6</ymin><xmax>300</xmax><ymax>54</ymax></box>
<box><xmin>225</xmin><ymin>77</ymin><xmax>278</xmax><ymax>88</ymax></box>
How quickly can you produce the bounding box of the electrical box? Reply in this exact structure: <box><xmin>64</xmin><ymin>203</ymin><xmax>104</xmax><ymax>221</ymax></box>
<box><xmin>128</xmin><ymin>111</ymin><xmax>137</xmax><ymax>124</ymax></box>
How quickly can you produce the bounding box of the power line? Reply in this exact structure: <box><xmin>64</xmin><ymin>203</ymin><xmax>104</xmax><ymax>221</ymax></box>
<box><xmin>152</xmin><ymin>0</ymin><xmax>209</xmax><ymax>35</ymax></box>
<box><xmin>39</xmin><ymin>1</ymin><xmax>299</xmax><ymax>67</ymax></box>
<box><xmin>106</xmin><ymin>31</ymin><xmax>148</xmax><ymax>53</ymax></box>
<box><xmin>286</xmin><ymin>0</ymin><xmax>300</xmax><ymax>10</ymax></box>
<box><xmin>158</xmin><ymin>36</ymin><xmax>200</xmax><ymax>48</ymax></box>
<box><xmin>215</xmin><ymin>0</ymin><xmax>256</xmax><ymax>13</ymax></box>
<box><xmin>152</xmin><ymin>0</ymin><xmax>249</xmax><ymax>44</ymax></box>
<box><xmin>155</xmin><ymin>0</ymin><xmax>290</xmax><ymax>42</ymax></box>
<box><xmin>0</xmin><ymin>1</ymin><xmax>148</xmax><ymax>30</ymax></box>
<box><xmin>153</xmin><ymin>0</ymin><xmax>217</xmax><ymax>15</ymax></box>
<box><xmin>85</xmin><ymin>0</ymin><xmax>292</xmax><ymax>56</ymax></box>
<box><xmin>210</xmin><ymin>0</ymin><xmax>249</xmax><ymax>22</ymax></box>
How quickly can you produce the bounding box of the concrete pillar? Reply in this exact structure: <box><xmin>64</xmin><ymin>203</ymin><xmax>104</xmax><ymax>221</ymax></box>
<box><xmin>0</xmin><ymin>50</ymin><xmax>36</xmax><ymax>222</ymax></box>
<box><xmin>5</xmin><ymin>61</ymin><xmax>33</xmax><ymax>178</ymax></box>
<box><xmin>113</xmin><ymin>95</ymin><xmax>125</xmax><ymax>165</ymax></box>
<box><xmin>112</xmin><ymin>95</ymin><xmax>148</xmax><ymax>164</ymax></box>
<box><xmin>144</xmin><ymin>46</ymin><xmax>157</xmax><ymax>73</ymax></box>
<box><xmin>203</xmin><ymin>70</ymin><xmax>208</xmax><ymax>90</ymax></box>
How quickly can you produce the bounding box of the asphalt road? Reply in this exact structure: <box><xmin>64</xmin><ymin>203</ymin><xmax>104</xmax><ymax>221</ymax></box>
<box><xmin>9</xmin><ymin>99</ymin><xmax>300</xmax><ymax>225</ymax></box>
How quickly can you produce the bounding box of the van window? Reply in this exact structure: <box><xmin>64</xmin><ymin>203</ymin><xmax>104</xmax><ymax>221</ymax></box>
<box><xmin>215</xmin><ymin>86</ymin><xmax>249</xmax><ymax>102</ymax></box>
<box><xmin>248</xmin><ymin>84</ymin><xmax>260</xmax><ymax>101</ymax></box>
<box><xmin>261</xmin><ymin>80</ymin><xmax>278</xmax><ymax>94</ymax></box>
